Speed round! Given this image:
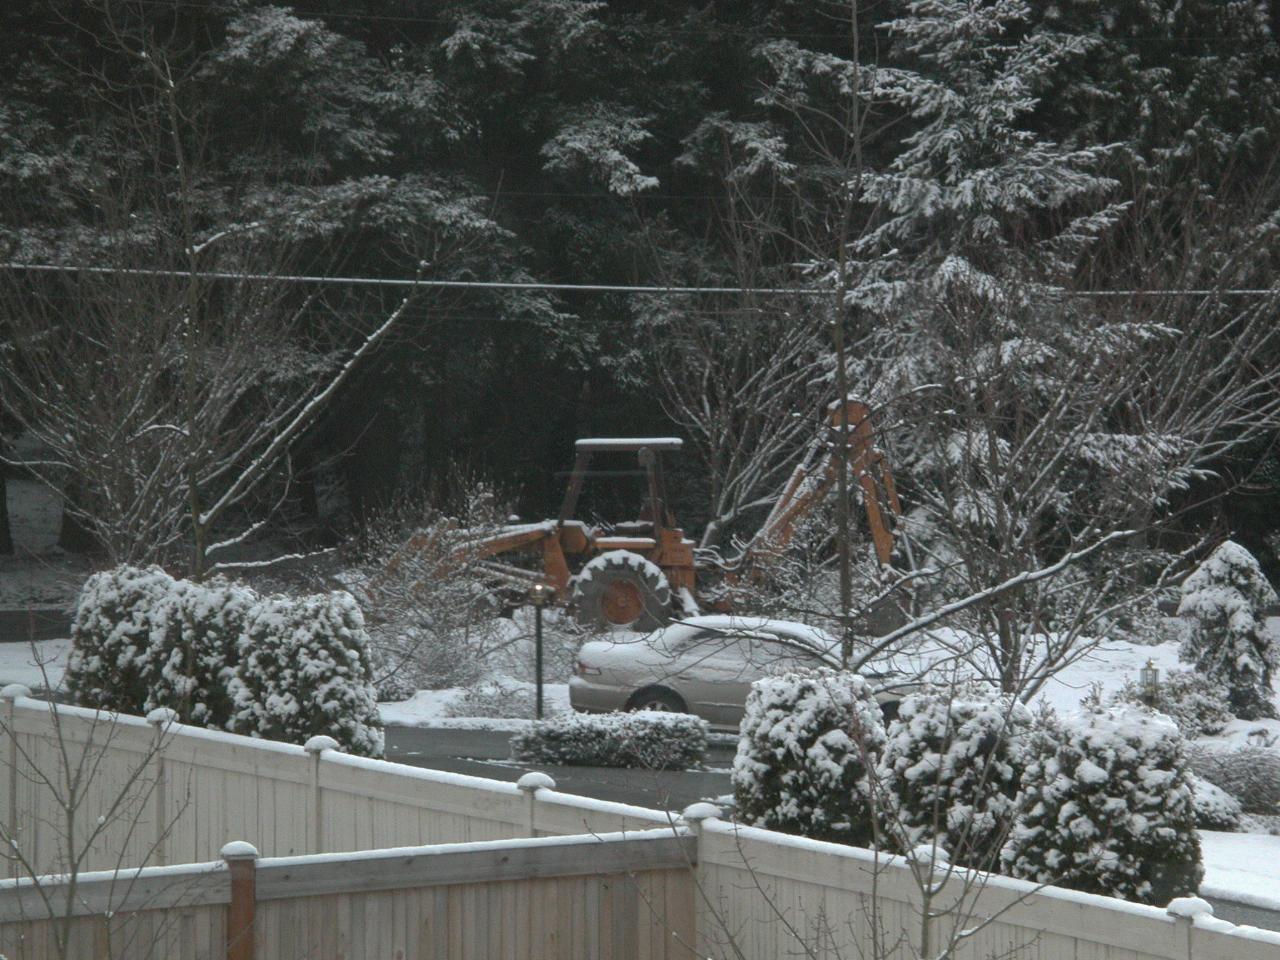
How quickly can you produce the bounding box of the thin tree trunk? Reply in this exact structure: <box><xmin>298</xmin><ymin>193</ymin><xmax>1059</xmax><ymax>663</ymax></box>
<box><xmin>57</xmin><ymin>481</ymin><xmax>98</xmax><ymax>555</ymax></box>
<box><xmin>0</xmin><ymin>459</ymin><xmax>13</xmax><ymax>555</ymax></box>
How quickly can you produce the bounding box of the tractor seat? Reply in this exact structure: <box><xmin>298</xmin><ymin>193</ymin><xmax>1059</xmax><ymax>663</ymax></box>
<box><xmin>613</xmin><ymin>520</ymin><xmax>655</xmax><ymax>536</ymax></box>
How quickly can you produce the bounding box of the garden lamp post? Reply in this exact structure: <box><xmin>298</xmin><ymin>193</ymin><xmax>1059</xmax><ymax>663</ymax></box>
<box><xmin>530</xmin><ymin>583</ymin><xmax>555</xmax><ymax>719</ymax></box>
<box><xmin>1140</xmin><ymin>659</ymin><xmax>1160</xmax><ymax>707</ymax></box>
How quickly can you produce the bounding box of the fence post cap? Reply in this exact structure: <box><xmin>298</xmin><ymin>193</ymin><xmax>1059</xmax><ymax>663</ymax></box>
<box><xmin>0</xmin><ymin>684</ymin><xmax>31</xmax><ymax>701</ymax></box>
<box><xmin>146</xmin><ymin>707</ymin><xmax>180</xmax><ymax>727</ymax></box>
<box><xmin>1166</xmin><ymin>896</ymin><xmax>1214</xmax><ymax>920</ymax></box>
<box><xmin>220</xmin><ymin>841</ymin><xmax>260</xmax><ymax>861</ymax></box>
<box><xmin>304</xmin><ymin>735</ymin><xmax>341</xmax><ymax>753</ymax></box>
<box><xmin>909</xmin><ymin>842</ymin><xmax>950</xmax><ymax>868</ymax></box>
<box><xmin>516</xmin><ymin>771</ymin><xmax>556</xmax><ymax>793</ymax></box>
<box><xmin>680</xmin><ymin>802</ymin><xmax>721</xmax><ymax>824</ymax></box>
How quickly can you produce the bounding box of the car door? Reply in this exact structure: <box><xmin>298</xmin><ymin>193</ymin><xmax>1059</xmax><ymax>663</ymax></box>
<box><xmin>658</xmin><ymin>630</ymin><xmax>751</xmax><ymax>726</ymax></box>
<box><xmin>722</xmin><ymin>635</ymin><xmax>830</xmax><ymax>726</ymax></box>
<box><xmin>670</xmin><ymin>631</ymin><xmax>824</xmax><ymax>728</ymax></box>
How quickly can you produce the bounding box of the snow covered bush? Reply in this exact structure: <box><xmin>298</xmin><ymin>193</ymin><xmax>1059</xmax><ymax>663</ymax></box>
<box><xmin>349</xmin><ymin>478</ymin><xmax>514</xmax><ymax>691</ymax></box>
<box><xmin>510</xmin><ymin>711</ymin><xmax>708</xmax><ymax>770</ymax></box>
<box><xmin>1187</xmin><ymin>745</ymin><xmax>1280</xmax><ymax>815</ymax></box>
<box><xmin>1109</xmin><ymin>669</ymin><xmax>1233</xmax><ymax>739</ymax></box>
<box><xmin>228</xmin><ymin>591</ymin><xmax>384</xmax><ymax>757</ymax></box>
<box><xmin>447</xmin><ymin>678</ymin><xmax>537</xmax><ymax>719</ymax></box>
<box><xmin>66</xmin><ymin>565</ymin><xmax>176</xmax><ymax>713</ymax></box>
<box><xmin>1189</xmin><ymin>774</ymin><xmax>1243</xmax><ymax>831</ymax></box>
<box><xmin>879</xmin><ymin>686</ymin><xmax>1032</xmax><ymax>868</ymax></box>
<box><xmin>68</xmin><ymin>564</ymin><xmax>262</xmax><ymax>726</ymax></box>
<box><xmin>1004</xmin><ymin>706</ymin><xmax>1203</xmax><ymax>904</ymax></box>
<box><xmin>1177</xmin><ymin>541</ymin><xmax>1279</xmax><ymax>719</ymax></box>
<box><xmin>732</xmin><ymin>670</ymin><xmax>887</xmax><ymax>846</ymax></box>
<box><xmin>68</xmin><ymin>566</ymin><xmax>384</xmax><ymax>752</ymax></box>
<box><xmin>145</xmin><ymin>577</ymin><xmax>258</xmax><ymax>727</ymax></box>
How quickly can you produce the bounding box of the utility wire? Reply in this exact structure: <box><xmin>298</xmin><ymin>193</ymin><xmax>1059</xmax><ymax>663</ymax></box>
<box><xmin>62</xmin><ymin>0</ymin><xmax>1280</xmax><ymax>44</ymax></box>
<box><xmin>2</xmin><ymin>262</ymin><xmax>1277</xmax><ymax>298</ymax></box>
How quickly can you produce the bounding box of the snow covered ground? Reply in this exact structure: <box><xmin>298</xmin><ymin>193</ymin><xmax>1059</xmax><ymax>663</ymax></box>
<box><xmin>1200</xmin><ymin>831</ymin><xmax>1280</xmax><ymax>908</ymax></box>
<box><xmin>378</xmin><ymin>683</ymin><xmax>571</xmax><ymax>730</ymax></box>
<box><xmin>0</xmin><ymin>639</ymin><xmax>71</xmax><ymax>691</ymax></box>
<box><xmin>1034</xmin><ymin>637</ymin><xmax>1185</xmax><ymax>715</ymax></box>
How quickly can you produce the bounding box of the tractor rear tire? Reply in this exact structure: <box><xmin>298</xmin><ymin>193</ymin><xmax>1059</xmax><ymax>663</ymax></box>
<box><xmin>571</xmin><ymin>551</ymin><xmax>672</xmax><ymax>632</ymax></box>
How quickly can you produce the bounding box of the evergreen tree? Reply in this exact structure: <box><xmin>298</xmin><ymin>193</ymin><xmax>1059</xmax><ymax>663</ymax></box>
<box><xmin>228</xmin><ymin>591</ymin><xmax>385</xmax><ymax>756</ymax></box>
<box><xmin>1177</xmin><ymin>540</ymin><xmax>1279</xmax><ymax>719</ymax></box>
<box><xmin>879</xmin><ymin>686</ymin><xmax>1032</xmax><ymax>868</ymax></box>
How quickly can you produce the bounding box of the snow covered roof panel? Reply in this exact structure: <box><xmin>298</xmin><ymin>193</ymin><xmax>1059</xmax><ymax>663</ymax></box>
<box><xmin>575</xmin><ymin>437</ymin><xmax>683</xmax><ymax>451</ymax></box>
<box><xmin>660</xmin><ymin>614</ymin><xmax>839</xmax><ymax>653</ymax></box>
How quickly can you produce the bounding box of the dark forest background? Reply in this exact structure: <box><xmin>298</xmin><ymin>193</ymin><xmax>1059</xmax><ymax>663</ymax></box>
<box><xmin>3</xmin><ymin>0</ymin><xmax>1280</xmax><ymax>577</ymax></box>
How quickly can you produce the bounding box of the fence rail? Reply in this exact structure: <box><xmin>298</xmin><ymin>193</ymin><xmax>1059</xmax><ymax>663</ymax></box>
<box><xmin>3</xmin><ymin>690</ymin><xmax>1280</xmax><ymax>960</ymax></box>
<box><xmin>0</xmin><ymin>829</ymin><xmax>697</xmax><ymax>960</ymax></box>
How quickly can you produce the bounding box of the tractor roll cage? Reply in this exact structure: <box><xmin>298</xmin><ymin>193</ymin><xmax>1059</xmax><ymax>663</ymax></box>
<box><xmin>558</xmin><ymin>439</ymin><xmax>680</xmax><ymax>533</ymax></box>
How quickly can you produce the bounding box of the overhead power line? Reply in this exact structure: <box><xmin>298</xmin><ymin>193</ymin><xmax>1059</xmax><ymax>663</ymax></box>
<box><xmin>62</xmin><ymin>0</ymin><xmax>1280</xmax><ymax>45</ymax></box>
<box><xmin>1</xmin><ymin>262</ymin><xmax>1276</xmax><ymax>298</ymax></box>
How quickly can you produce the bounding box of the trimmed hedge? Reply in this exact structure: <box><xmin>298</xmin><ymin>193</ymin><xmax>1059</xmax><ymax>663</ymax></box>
<box><xmin>227</xmin><ymin>591</ymin><xmax>384</xmax><ymax>757</ymax></box>
<box><xmin>1003</xmin><ymin>705</ymin><xmax>1203</xmax><ymax>905</ymax></box>
<box><xmin>146</xmin><ymin>576</ymin><xmax>257</xmax><ymax>727</ymax></box>
<box><xmin>66</xmin><ymin>565</ymin><xmax>176</xmax><ymax>713</ymax></box>
<box><xmin>732</xmin><ymin>669</ymin><xmax>887</xmax><ymax>846</ymax></box>
<box><xmin>66</xmin><ymin>564</ymin><xmax>384</xmax><ymax>756</ymax></box>
<box><xmin>510</xmin><ymin>710</ymin><xmax>708</xmax><ymax>770</ymax></box>
<box><xmin>879</xmin><ymin>685</ymin><xmax>1033</xmax><ymax>868</ymax></box>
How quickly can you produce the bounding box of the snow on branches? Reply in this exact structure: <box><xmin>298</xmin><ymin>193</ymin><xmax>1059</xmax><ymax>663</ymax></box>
<box><xmin>1177</xmin><ymin>541</ymin><xmax>1279</xmax><ymax>719</ymax></box>
<box><xmin>732</xmin><ymin>670</ymin><xmax>887</xmax><ymax>845</ymax></box>
<box><xmin>1003</xmin><ymin>705</ymin><xmax>1202</xmax><ymax>905</ymax></box>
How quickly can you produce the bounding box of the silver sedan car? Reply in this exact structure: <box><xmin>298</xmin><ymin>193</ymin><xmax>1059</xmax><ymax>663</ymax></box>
<box><xmin>569</xmin><ymin>615</ymin><xmax>906</xmax><ymax>730</ymax></box>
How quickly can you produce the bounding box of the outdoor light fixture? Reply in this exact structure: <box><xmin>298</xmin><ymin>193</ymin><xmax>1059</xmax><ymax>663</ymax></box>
<box><xmin>529</xmin><ymin>583</ymin><xmax>557</xmax><ymax>719</ymax></box>
<box><xmin>1140</xmin><ymin>659</ymin><xmax>1160</xmax><ymax>707</ymax></box>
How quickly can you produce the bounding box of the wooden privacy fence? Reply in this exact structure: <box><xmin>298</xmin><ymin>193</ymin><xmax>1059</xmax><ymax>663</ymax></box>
<box><xmin>0</xmin><ymin>687</ymin><xmax>669</xmax><ymax>877</ymax></box>
<box><xmin>4</xmin><ymin>689</ymin><xmax>1280</xmax><ymax>960</ymax></box>
<box><xmin>0</xmin><ymin>828</ymin><xmax>697</xmax><ymax>960</ymax></box>
<box><xmin>683</xmin><ymin>809</ymin><xmax>1280</xmax><ymax>960</ymax></box>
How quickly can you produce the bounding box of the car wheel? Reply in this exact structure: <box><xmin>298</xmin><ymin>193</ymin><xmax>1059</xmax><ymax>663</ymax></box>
<box><xmin>625</xmin><ymin>687</ymin><xmax>687</xmax><ymax>715</ymax></box>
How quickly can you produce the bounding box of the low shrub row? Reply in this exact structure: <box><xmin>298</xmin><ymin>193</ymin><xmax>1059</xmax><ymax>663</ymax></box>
<box><xmin>510</xmin><ymin>710</ymin><xmax>709</xmax><ymax>770</ymax></box>
<box><xmin>731</xmin><ymin>670</ymin><xmax>1204</xmax><ymax>906</ymax></box>
<box><xmin>1187</xmin><ymin>744</ymin><xmax>1280</xmax><ymax>815</ymax></box>
<box><xmin>66</xmin><ymin>565</ymin><xmax>384</xmax><ymax>756</ymax></box>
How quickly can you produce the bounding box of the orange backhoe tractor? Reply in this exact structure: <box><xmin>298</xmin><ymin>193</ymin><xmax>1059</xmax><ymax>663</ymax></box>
<box><xmin>386</xmin><ymin>399</ymin><xmax>901</xmax><ymax>631</ymax></box>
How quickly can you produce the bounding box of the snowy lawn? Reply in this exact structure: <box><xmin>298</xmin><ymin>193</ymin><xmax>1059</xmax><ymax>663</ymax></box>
<box><xmin>1200</xmin><ymin>831</ymin><xmax>1280</xmax><ymax>908</ymax></box>
<box><xmin>1033</xmin><ymin>638</ymin><xmax>1186</xmax><ymax>715</ymax></box>
<box><xmin>0</xmin><ymin>639</ymin><xmax>71</xmax><ymax>691</ymax></box>
<box><xmin>378</xmin><ymin>683</ymin><xmax>571</xmax><ymax>731</ymax></box>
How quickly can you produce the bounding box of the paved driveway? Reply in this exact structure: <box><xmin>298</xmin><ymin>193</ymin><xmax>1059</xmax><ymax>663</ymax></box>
<box><xmin>385</xmin><ymin>725</ymin><xmax>736</xmax><ymax>812</ymax></box>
